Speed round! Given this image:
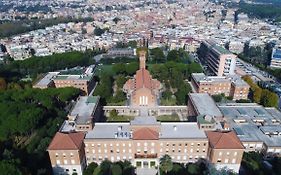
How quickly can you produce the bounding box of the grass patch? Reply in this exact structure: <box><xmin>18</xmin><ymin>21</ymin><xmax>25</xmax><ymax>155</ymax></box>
<box><xmin>96</xmin><ymin>65</ymin><xmax>114</xmax><ymax>76</ymax></box>
<box><xmin>107</xmin><ymin>115</ymin><xmax>134</xmax><ymax>122</ymax></box>
<box><xmin>160</xmin><ymin>97</ymin><xmax>177</xmax><ymax>106</ymax></box>
<box><xmin>157</xmin><ymin>114</ymin><xmax>180</xmax><ymax>122</ymax></box>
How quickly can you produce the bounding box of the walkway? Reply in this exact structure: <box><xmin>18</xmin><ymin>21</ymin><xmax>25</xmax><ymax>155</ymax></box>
<box><xmin>136</xmin><ymin>168</ymin><xmax>157</xmax><ymax>175</ymax></box>
<box><xmin>138</xmin><ymin>106</ymin><xmax>152</xmax><ymax>117</ymax></box>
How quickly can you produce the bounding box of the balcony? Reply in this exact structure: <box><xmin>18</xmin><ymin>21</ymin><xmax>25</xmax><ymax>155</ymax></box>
<box><xmin>135</xmin><ymin>153</ymin><xmax>157</xmax><ymax>159</ymax></box>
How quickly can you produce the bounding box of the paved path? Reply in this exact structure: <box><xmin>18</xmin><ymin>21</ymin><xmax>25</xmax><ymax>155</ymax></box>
<box><xmin>177</xmin><ymin>112</ymin><xmax>188</xmax><ymax>121</ymax></box>
<box><xmin>139</xmin><ymin>107</ymin><xmax>149</xmax><ymax>117</ymax></box>
<box><xmin>136</xmin><ymin>168</ymin><xmax>157</xmax><ymax>175</ymax></box>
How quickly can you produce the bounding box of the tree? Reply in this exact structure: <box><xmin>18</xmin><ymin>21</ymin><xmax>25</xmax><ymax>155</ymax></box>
<box><xmin>187</xmin><ymin>163</ymin><xmax>200</xmax><ymax>175</ymax></box>
<box><xmin>94</xmin><ymin>26</ymin><xmax>105</xmax><ymax>36</ymax></box>
<box><xmin>150</xmin><ymin>48</ymin><xmax>165</xmax><ymax>63</ymax></box>
<box><xmin>113</xmin><ymin>17</ymin><xmax>121</xmax><ymax>24</ymax></box>
<box><xmin>83</xmin><ymin>162</ymin><xmax>98</xmax><ymax>175</ymax></box>
<box><xmin>115</xmin><ymin>75</ymin><xmax>127</xmax><ymax>88</ymax></box>
<box><xmin>160</xmin><ymin>154</ymin><xmax>173</xmax><ymax>174</ymax></box>
<box><xmin>110</xmin><ymin>109</ymin><xmax>118</xmax><ymax>118</ymax></box>
<box><xmin>125</xmin><ymin>62</ymin><xmax>139</xmax><ymax>75</ymax></box>
<box><xmin>0</xmin><ymin>161</ymin><xmax>22</xmax><ymax>175</ymax></box>
<box><xmin>0</xmin><ymin>77</ymin><xmax>7</xmax><ymax>90</ymax></box>
<box><xmin>167</xmin><ymin>50</ymin><xmax>180</xmax><ymax>62</ymax></box>
<box><xmin>128</xmin><ymin>41</ymin><xmax>137</xmax><ymax>48</ymax></box>
<box><xmin>111</xmin><ymin>164</ymin><xmax>122</xmax><ymax>175</ymax></box>
<box><xmin>211</xmin><ymin>94</ymin><xmax>223</xmax><ymax>103</ymax></box>
<box><xmin>100</xmin><ymin>160</ymin><xmax>112</xmax><ymax>175</ymax></box>
<box><xmin>113</xmin><ymin>63</ymin><xmax>126</xmax><ymax>74</ymax></box>
<box><xmin>260</xmin><ymin>89</ymin><xmax>278</xmax><ymax>107</ymax></box>
<box><xmin>162</xmin><ymin>89</ymin><xmax>173</xmax><ymax>99</ymax></box>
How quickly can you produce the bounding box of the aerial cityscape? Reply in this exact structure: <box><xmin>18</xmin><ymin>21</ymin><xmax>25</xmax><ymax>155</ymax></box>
<box><xmin>0</xmin><ymin>0</ymin><xmax>281</xmax><ymax>175</ymax></box>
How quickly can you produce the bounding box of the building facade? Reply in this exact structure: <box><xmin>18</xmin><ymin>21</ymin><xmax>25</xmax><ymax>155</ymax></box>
<box><xmin>198</xmin><ymin>40</ymin><xmax>236</xmax><ymax>76</ymax></box>
<box><xmin>48</xmin><ymin>132</ymin><xmax>86</xmax><ymax>175</ymax></box>
<box><xmin>60</xmin><ymin>96</ymin><xmax>102</xmax><ymax>132</ymax></box>
<box><xmin>123</xmin><ymin>50</ymin><xmax>162</xmax><ymax>107</ymax></box>
<box><xmin>34</xmin><ymin>66</ymin><xmax>96</xmax><ymax>95</ymax></box>
<box><xmin>191</xmin><ymin>73</ymin><xmax>249</xmax><ymax>100</ymax></box>
<box><xmin>206</xmin><ymin>131</ymin><xmax>244</xmax><ymax>173</ymax></box>
<box><xmin>270</xmin><ymin>48</ymin><xmax>281</xmax><ymax>68</ymax></box>
<box><xmin>83</xmin><ymin>118</ymin><xmax>209</xmax><ymax>168</ymax></box>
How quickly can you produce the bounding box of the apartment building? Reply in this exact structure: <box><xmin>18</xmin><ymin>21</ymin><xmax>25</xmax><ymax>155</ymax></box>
<box><xmin>270</xmin><ymin>48</ymin><xmax>281</xmax><ymax>68</ymax></box>
<box><xmin>206</xmin><ymin>131</ymin><xmax>244</xmax><ymax>173</ymax></box>
<box><xmin>48</xmin><ymin>132</ymin><xmax>86</xmax><ymax>175</ymax></box>
<box><xmin>198</xmin><ymin>40</ymin><xmax>236</xmax><ymax>76</ymax></box>
<box><xmin>191</xmin><ymin>73</ymin><xmax>249</xmax><ymax>100</ymax></box>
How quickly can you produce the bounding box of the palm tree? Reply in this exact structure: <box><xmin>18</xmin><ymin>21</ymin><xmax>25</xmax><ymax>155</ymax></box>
<box><xmin>159</xmin><ymin>154</ymin><xmax>173</xmax><ymax>174</ymax></box>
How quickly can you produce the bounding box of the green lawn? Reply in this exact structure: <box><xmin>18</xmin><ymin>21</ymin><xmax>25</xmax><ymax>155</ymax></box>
<box><xmin>160</xmin><ymin>98</ymin><xmax>177</xmax><ymax>106</ymax></box>
<box><xmin>96</xmin><ymin>64</ymin><xmax>114</xmax><ymax>76</ymax></box>
<box><xmin>157</xmin><ymin>114</ymin><xmax>180</xmax><ymax>122</ymax></box>
<box><xmin>107</xmin><ymin>101</ymin><xmax>126</xmax><ymax>106</ymax></box>
<box><xmin>107</xmin><ymin>115</ymin><xmax>134</xmax><ymax>122</ymax></box>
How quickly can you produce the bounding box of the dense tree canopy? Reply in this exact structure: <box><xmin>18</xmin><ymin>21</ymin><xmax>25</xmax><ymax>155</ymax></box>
<box><xmin>83</xmin><ymin>160</ymin><xmax>134</xmax><ymax>175</ymax></box>
<box><xmin>0</xmin><ymin>87</ymin><xmax>80</xmax><ymax>174</ymax></box>
<box><xmin>243</xmin><ymin>75</ymin><xmax>278</xmax><ymax>107</ymax></box>
<box><xmin>238</xmin><ymin>2</ymin><xmax>281</xmax><ymax>22</ymax></box>
<box><xmin>0</xmin><ymin>50</ymin><xmax>98</xmax><ymax>82</ymax></box>
<box><xmin>150</xmin><ymin>47</ymin><xmax>165</xmax><ymax>63</ymax></box>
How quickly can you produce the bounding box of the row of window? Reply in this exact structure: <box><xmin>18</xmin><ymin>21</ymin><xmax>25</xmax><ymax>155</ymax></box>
<box><xmin>86</xmin><ymin>147</ymin><xmax>206</xmax><ymax>155</ymax></box>
<box><xmin>160</xmin><ymin>148</ymin><xmax>206</xmax><ymax>153</ymax></box>
<box><xmin>160</xmin><ymin>142</ymin><xmax>207</xmax><ymax>147</ymax></box>
<box><xmin>217</xmin><ymin>158</ymin><xmax>237</xmax><ymax>164</ymax></box>
<box><xmin>56</xmin><ymin>159</ymin><xmax>76</xmax><ymax>165</ymax></box>
<box><xmin>87</xmin><ymin>155</ymin><xmax>206</xmax><ymax>162</ymax></box>
<box><xmin>86</xmin><ymin>142</ymin><xmax>206</xmax><ymax>147</ymax></box>
<box><xmin>55</xmin><ymin>153</ymin><xmax>74</xmax><ymax>158</ymax></box>
<box><xmin>86</xmin><ymin>149</ymin><xmax>132</xmax><ymax>154</ymax></box>
<box><xmin>218</xmin><ymin>151</ymin><xmax>238</xmax><ymax>157</ymax></box>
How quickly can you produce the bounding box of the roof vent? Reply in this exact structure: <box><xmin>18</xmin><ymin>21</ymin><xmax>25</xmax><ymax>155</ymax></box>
<box><xmin>173</xmin><ymin>125</ymin><xmax>177</xmax><ymax>131</ymax></box>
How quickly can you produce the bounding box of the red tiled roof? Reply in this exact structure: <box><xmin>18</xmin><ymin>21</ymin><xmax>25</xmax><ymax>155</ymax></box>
<box><xmin>135</xmin><ymin>69</ymin><xmax>152</xmax><ymax>90</ymax></box>
<box><xmin>206</xmin><ymin>131</ymin><xmax>244</xmax><ymax>149</ymax></box>
<box><xmin>133</xmin><ymin>127</ymin><xmax>159</xmax><ymax>140</ymax></box>
<box><xmin>48</xmin><ymin>132</ymin><xmax>85</xmax><ymax>150</ymax></box>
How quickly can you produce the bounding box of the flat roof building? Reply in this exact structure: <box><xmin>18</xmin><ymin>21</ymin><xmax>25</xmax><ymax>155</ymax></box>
<box><xmin>198</xmin><ymin>40</ymin><xmax>236</xmax><ymax>76</ymax></box>
<box><xmin>84</xmin><ymin>117</ymin><xmax>209</xmax><ymax>167</ymax></box>
<box><xmin>61</xmin><ymin>96</ymin><xmax>102</xmax><ymax>132</ymax></box>
<box><xmin>191</xmin><ymin>73</ymin><xmax>249</xmax><ymax>100</ymax></box>
<box><xmin>219</xmin><ymin>103</ymin><xmax>281</xmax><ymax>156</ymax></box>
<box><xmin>33</xmin><ymin>72</ymin><xmax>59</xmax><ymax>89</ymax></box>
<box><xmin>53</xmin><ymin>66</ymin><xmax>96</xmax><ymax>95</ymax></box>
<box><xmin>270</xmin><ymin>48</ymin><xmax>281</xmax><ymax>68</ymax></box>
<box><xmin>33</xmin><ymin>66</ymin><xmax>96</xmax><ymax>95</ymax></box>
<box><xmin>187</xmin><ymin>93</ymin><xmax>223</xmax><ymax>118</ymax></box>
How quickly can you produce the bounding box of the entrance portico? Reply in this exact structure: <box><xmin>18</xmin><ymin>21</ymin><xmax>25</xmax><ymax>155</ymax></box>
<box><xmin>134</xmin><ymin>158</ymin><xmax>158</xmax><ymax>168</ymax></box>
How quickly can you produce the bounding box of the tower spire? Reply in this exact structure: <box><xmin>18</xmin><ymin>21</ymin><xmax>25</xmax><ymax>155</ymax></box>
<box><xmin>139</xmin><ymin>50</ymin><xmax>146</xmax><ymax>69</ymax></box>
